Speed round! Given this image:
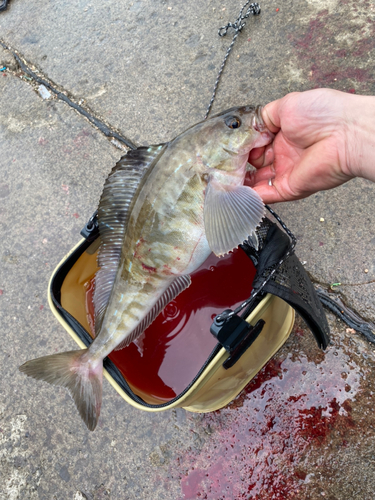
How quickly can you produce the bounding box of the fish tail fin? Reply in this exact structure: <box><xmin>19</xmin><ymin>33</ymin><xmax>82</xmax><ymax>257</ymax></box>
<box><xmin>19</xmin><ymin>349</ymin><xmax>103</xmax><ymax>431</ymax></box>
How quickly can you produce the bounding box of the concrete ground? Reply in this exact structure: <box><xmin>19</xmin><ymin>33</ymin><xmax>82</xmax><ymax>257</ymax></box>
<box><xmin>1</xmin><ymin>0</ymin><xmax>375</xmax><ymax>498</ymax></box>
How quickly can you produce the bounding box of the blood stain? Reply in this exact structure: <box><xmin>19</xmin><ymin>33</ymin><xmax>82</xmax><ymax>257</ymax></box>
<box><xmin>170</xmin><ymin>333</ymin><xmax>362</xmax><ymax>500</ymax></box>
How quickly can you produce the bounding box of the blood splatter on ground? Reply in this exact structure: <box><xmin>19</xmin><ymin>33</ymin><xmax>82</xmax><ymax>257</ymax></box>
<box><xmin>165</xmin><ymin>318</ymin><xmax>375</xmax><ymax>499</ymax></box>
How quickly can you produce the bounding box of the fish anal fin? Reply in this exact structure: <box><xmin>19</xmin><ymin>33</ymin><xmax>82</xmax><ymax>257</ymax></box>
<box><xmin>115</xmin><ymin>274</ymin><xmax>191</xmax><ymax>350</ymax></box>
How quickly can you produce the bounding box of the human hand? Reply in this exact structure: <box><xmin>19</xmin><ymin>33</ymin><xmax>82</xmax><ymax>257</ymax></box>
<box><xmin>246</xmin><ymin>89</ymin><xmax>375</xmax><ymax>203</ymax></box>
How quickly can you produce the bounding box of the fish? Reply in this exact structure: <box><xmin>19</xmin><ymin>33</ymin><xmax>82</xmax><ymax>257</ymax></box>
<box><xmin>19</xmin><ymin>105</ymin><xmax>273</xmax><ymax>430</ymax></box>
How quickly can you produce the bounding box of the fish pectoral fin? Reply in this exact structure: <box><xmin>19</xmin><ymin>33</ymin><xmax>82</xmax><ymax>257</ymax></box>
<box><xmin>115</xmin><ymin>275</ymin><xmax>191</xmax><ymax>351</ymax></box>
<box><xmin>203</xmin><ymin>179</ymin><xmax>265</xmax><ymax>256</ymax></box>
<box><xmin>94</xmin><ymin>143</ymin><xmax>167</xmax><ymax>334</ymax></box>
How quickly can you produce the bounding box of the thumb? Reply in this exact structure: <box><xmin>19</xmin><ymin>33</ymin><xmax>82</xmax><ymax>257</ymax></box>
<box><xmin>261</xmin><ymin>99</ymin><xmax>283</xmax><ymax>133</ymax></box>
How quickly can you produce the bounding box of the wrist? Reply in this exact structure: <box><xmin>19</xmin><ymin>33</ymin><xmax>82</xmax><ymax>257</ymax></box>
<box><xmin>342</xmin><ymin>94</ymin><xmax>375</xmax><ymax>182</ymax></box>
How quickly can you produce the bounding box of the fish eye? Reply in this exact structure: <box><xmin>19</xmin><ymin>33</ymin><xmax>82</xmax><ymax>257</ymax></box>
<box><xmin>225</xmin><ymin>116</ymin><xmax>241</xmax><ymax>129</ymax></box>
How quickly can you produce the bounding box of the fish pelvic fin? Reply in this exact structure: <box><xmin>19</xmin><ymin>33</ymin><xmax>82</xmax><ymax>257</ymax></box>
<box><xmin>19</xmin><ymin>349</ymin><xmax>103</xmax><ymax>431</ymax></box>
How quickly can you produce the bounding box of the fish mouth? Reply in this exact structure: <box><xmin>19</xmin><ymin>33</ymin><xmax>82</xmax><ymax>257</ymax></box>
<box><xmin>252</xmin><ymin>105</ymin><xmax>267</xmax><ymax>132</ymax></box>
<box><xmin>252</xmin><ymin>130</ymin><xmax>274</xmax><ymax>148</ymax></box>
<box><xmin>240</xmin><ymin>106</ymin><xmax>274</xmax><ymax>155</ymax></box>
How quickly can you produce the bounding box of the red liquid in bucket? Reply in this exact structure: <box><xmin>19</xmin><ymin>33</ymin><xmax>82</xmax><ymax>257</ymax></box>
<box><xmin>85</xmin><ymin>248</ymin><xmax>256</xmax><ymax>403</ymax></box>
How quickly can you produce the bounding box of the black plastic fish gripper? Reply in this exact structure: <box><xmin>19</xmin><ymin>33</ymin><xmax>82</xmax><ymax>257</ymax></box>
<box><xmin>211</xmin><ymin>312</ymin><xmax>265</xmax><ymax>369</ymax></box>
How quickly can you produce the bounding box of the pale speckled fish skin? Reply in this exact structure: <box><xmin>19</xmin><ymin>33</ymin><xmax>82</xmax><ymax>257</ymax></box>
<box><xmin>89</xmin><ymin>105</ymin><xmax>272</xmax><ymax>359</ymax></box>
<box><xmin>19</xmin><ymin>105</ymin><xmax>273</xmax><ymax>431</ymax></box>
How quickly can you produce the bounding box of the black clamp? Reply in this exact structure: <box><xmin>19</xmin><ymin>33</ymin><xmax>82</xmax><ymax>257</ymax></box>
<box><xmin>210</xmin><ymin>311</ymin><xmax>265</xmax><ymax>369</ymax></box>
<box><xmin>0</xmin><ymin>0</ymin><xmax>9</xmax><ymax>12</ymax></box>
<box><xmin>80</xmin><ymin>211</ymin><xmax>99</xmax><ymax>242</ymax></box>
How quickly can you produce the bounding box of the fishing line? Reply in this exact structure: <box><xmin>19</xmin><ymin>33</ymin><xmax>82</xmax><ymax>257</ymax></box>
<box><xmin>204</xmin><ymin>1</ymin><xmax>261</xmax><ymax>120</ymax></box>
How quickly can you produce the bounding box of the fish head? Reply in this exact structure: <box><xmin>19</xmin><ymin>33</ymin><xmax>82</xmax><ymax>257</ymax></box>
<box><xmin>198</xmin><ymin>105</ymin><xmax>274</xmax><ymax>175</ymax></box>
<box><xmin>197</xmin><ymin>106</ymin><xmax>273</xmax><ymax>256</ymax></box>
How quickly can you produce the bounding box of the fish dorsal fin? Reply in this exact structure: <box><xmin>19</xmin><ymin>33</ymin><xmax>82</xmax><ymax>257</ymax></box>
<box><xmin>115</xmin><ymin>275</ymin><xmax>191</xmax><ymax>350</ymax></box>
<box><xmin>94</xmin><ymin>144</ymin><xmax>166</xmax><ymax>335</ymax></box>
<box><xmin>203</xmin><ymin>179</ymin><xmax>265</xmax><ymax>256</ymax></box>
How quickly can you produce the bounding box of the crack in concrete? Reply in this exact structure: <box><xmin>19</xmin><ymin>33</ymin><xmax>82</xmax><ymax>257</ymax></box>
<box><xmin>0</xmin><ymin>39</ymin><xmax>137</xmax><ymax>151</ymax></box>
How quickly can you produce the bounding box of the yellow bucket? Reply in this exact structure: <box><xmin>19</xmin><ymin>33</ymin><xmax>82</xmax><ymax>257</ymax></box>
<box><xmin>48</xmin><ymin>236</ymin><xmax>295</xmax><ymax>413</ymax></box>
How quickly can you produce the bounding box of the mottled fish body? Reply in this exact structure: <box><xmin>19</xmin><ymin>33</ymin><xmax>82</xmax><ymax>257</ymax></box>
<box><xmin>20</xmin><ymin>106</ymin><xmax>273</xmax><ymax>430</ymax></box>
